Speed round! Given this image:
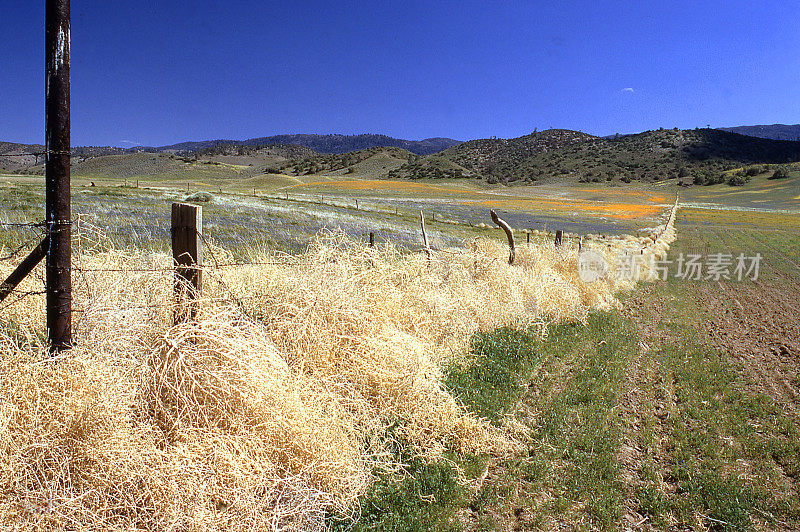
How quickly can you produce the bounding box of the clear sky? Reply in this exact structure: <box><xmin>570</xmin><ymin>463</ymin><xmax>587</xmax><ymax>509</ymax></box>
<box><xmin>2</xmin><ymin>0</ymin><xmax>799</xmax><ymax>146</ymax></box>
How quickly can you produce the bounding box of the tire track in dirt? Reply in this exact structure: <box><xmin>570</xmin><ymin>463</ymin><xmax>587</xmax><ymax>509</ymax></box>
<box><xmin>619</xmin><ymin>285</ymin><xmax>681</xmax><ymax>531</ymax></box>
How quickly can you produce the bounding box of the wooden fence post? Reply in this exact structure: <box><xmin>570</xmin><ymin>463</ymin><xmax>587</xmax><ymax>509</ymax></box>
<box><xmin>172</xmin><ymin>203</ymin><xmax>202</xmax><ymax>323</ymax></box>
<box><xmin>420</xmin><ymin>211</ymin><xmax>431</xmax><ymax>262</ymax></box>
<box><xmin>355</xmin><ymin>199</ymin><xmax>359</xmax><ymax>210</ymax></box>
<box><xmin>369</xmin><ymin>232</ymin><xmax>374</xmax><ymax>247</ymax></box>
<box><xmin>555</xmin><ymin>230</ymin><xmax>563</xmax><ymax>247</ymax></box>
<box><xmin>490</xmin><ymin>210</ymin><xmax>515</xmax><ymax>265</ymax></box>
<box><xmin>0</xmin><ymin>237</ymin><xmax>49</xmax><ymax>304</ymax></box>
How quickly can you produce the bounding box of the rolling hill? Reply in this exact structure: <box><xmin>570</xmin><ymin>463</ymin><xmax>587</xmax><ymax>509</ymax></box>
<box><xmin>719</xmin><ymin>124</ymin><xmax>800</xmax><ymax>142</ymax></box>
<box><xmin>4</xmin><ymin>127</ymin><xmax>800</xmax><ymax>188</ymax></box>
<box><xmin>155</xmin><ymin>133</ymin><xmax>461</xmax><ymax>156</ymax></box>
<box><xmin>0</xmin><ymin>141</ymin><xmax>45</xmax><ymax>174</ymax></box>
<box><xmin>386</xmin><ymin>128</ymin><xmax>800</xmax><ymax>185</ymax></box>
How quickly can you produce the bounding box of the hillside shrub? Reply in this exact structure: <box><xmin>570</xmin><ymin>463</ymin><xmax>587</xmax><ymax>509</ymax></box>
<box><xmin>770</xmin><ymin>166</ymin><xmax>789</xmax><ymax>179</ymax></box>
<box><xmin>727</xmin><ymin>174</ymin><xmax>750</xmax><ymax>186</ymax></box>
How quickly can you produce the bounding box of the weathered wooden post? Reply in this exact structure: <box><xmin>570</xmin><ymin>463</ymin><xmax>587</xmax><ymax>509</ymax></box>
<box><xmin>172</xmin><ymin>203</ymin><xmax>202</xmax><ymax>323</ymax></box>
<box><xmin>578</xmin><ymin>236</ymin><xmax>583</xmax><ymax>252</ymax></box>
<box><xmin>369</xmin><ymin>232</ymin><xmax>374</xmax><ymax>247</ymax></box>
<box><xmin>555</xmin><ymin>230</ymin><xmax>563</xmax><ymax>247</ymax></box>
<box><xmin>526</xmin><ymin>232</ymin><xmax>530</xmax><ymax>244</ymax></box>
<box><xmin>0</xmin><ymin>237</ymin><xmax>50</xmax><ymax>304</ymax></box>
<box><xmin>420</xmin><ymin>211</ymin><xmax>431</xmax><ymax>262</ymax></box>
<box><xmin>45</xmin><ymin>0</ymin><xmax>72</xmax><ymax>352</ymax></box>
<box><xmin>355</xmin><ymin>199</ymin><xmax>359</xmax><ymax>210</ymax></box>
<box><xmin>490</xmin><ymin>210</ymin><xmax>515</xmax><ymax>265</ymax></box>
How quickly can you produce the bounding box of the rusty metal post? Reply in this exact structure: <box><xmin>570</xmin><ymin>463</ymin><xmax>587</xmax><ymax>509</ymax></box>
<box><xmin>45</xmin><ymin>0</ymin><xmax>72</xmax><ymax>352</ymax></box>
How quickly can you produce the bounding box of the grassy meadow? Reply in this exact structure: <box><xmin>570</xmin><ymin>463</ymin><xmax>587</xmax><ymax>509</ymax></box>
<box><xmin>0</xmin><ymin>171</ymin><xmax>798</xmax><ymax>531</ymax></box>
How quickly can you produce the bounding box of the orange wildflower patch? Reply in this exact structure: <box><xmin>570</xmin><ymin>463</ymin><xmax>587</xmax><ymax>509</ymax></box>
<box><xmin>475</xmin><ymin>198</ymin><xmax>661</xmax><ymax>219</ymax></box>
<box><xmin>290</xmin><ymin>180</ymin><xmax>478</xmax><ymax>195</ymax></box>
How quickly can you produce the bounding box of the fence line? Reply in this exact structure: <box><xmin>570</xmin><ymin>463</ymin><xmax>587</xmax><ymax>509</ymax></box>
<box><xmin>2</xmin><ymin>198</ymin><xmax>682</xmax><ymax>318</ymax></box>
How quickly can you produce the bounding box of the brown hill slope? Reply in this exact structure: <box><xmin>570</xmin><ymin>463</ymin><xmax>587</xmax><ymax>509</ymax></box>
<box><xmin>388</xmin><ymin>128</ymin><xmax>800</xmax><ymax>185</ymax></box>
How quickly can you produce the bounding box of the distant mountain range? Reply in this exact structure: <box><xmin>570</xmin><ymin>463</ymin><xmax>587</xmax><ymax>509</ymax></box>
<box><xmin>3</xmin><ymin>126</ymin><xmax>800</xmax><ymax>186</ymax></box>
<box><xmin>151</xmin><ymin>134</ymin><xmax>462</xmax><ymax>156</ymax></box>
<box><xmin>718</xmin><ymin>124</ymin><xmax>800</xmax><ymax>142</ymax></box>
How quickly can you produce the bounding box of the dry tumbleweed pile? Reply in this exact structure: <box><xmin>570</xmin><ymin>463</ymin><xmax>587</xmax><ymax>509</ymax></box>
<box><xmin>0</xmin><ymin>207</ymin><xmax>676</xmax><ymax>530</ymax></box>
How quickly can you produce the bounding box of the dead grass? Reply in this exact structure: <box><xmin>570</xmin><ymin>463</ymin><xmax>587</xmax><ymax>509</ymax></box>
<box><xmin>0</xmin><ymin>203</ymin><xmax>677</xmax><ymax>530</ymax></box>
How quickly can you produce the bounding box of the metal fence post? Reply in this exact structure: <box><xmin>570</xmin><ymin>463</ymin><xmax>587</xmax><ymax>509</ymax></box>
<box><xmin>45</xmin><ymin>0</ymin><xmax>72</xmax><ymax>352</ymax></box>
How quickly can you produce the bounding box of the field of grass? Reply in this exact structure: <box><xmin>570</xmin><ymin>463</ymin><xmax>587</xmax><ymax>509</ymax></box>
<box><xmin>334</xmin><ymin>209</ymin><xmax>800</xmax><ymax>531</ymax></box>
<box><xmin>0</xmin><ymin>173</ymin><xmax>682</xmax><ymax>256</ymax></box>
<box><xmin>678</xmin><ymin>169</ymin><xmax>800</xmax><ymax>212</ymax></box>
<box><xmin>1</xmin><ymin>171</ymin><xmax>798</xmax><ymax>530</ymax></box>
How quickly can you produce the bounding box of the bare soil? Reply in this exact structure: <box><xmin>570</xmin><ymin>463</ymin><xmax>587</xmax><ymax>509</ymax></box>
<box><xmin>694</xmin><ymin>280</ymin><xmax>800</xmax><ymax>413</ymax></box>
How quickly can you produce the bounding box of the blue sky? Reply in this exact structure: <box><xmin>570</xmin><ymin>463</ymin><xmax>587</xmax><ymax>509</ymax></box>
<box><xmin>2</xmin><ymin>0</ymin><xmax>799</xmax><ymax>146</ymax></box>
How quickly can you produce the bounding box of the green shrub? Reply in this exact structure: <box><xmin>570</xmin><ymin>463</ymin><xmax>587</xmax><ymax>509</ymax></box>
<box><xmin>770</xmin><ymin>166</ymin><xmax>790</xmax><ymax>179</ymax></box>
<box><xmin>727</xmin><ymin>174</ymin><xmax>750</xmax><ymax>186</ymax></box>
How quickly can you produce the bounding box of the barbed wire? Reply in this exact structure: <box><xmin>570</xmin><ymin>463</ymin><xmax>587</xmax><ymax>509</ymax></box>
<box><xmin>0</xmin><ymin>289</ymin><xmax>46</xmax><ymax>313</ymax></box>
<box><xmin>0</xmin><ymin>221</ymin><xmax>46</xmax><ymax>228</ymax></box>
<box><xmin>0</xmin><ymin>150</ymin><xmax>72</xmax><ymax>157</ymax></box>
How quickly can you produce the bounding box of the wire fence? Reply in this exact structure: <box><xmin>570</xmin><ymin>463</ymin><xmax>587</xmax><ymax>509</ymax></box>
<box><xmin>1</xmin><ymin>196</ymin><xmax>680</xmax><ymax>321</ymax></box>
